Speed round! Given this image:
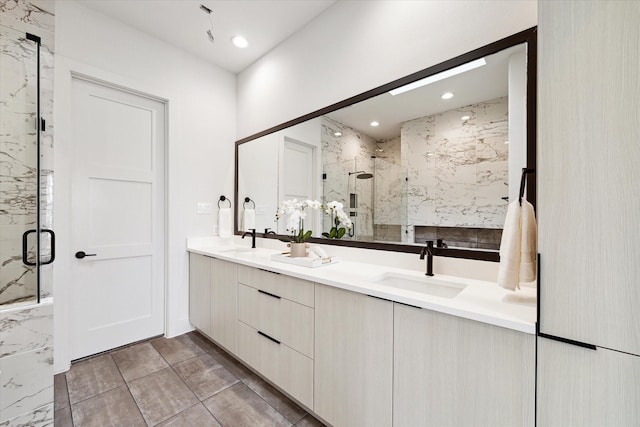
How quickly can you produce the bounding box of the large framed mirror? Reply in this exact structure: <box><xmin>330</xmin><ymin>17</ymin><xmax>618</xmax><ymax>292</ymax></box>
<box><xmin>235</xmin><ymin>27</ymin><xmax>536</xmax><ymax>260</ymax></box>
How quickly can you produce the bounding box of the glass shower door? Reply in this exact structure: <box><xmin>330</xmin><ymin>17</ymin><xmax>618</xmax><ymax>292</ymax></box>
<box><xmin>0</xmin><ymin>25</ymin><xmax>41</xmax><ymax>305</ymax></box>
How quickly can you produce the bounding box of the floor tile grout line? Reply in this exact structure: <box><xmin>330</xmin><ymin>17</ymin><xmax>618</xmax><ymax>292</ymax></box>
<box><xmin>108</xmin><ymin>349</ymin><xmax>150</xmax><ymax>426</ymax></box>
<box><xmin>190</xmin><ymin>331</ymin><xmax>309</xmax><ymax>425</ymax></box>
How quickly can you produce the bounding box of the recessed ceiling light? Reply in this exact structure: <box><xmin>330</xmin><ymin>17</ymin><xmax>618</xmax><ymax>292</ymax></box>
<box><xmin>370</xmin><ymin>121</ymin><xmax>379</xmax><ymax>127</ymax></box>
<box><xmin>441</xmin><ymin>92</ymin><xmax>454</xmax><ymax>100</ymax></box>
<box><xmin>461</xmin><ymin>115</ymin><xmax>470</xmax><ymax>121</ymax></box>
<box><xmin>334</xmin><ymin>131</ymin><xmax>342</xmax><ymax>137</ymax></box>
<box><xmin>231</xmin><ymin>35</ymin><xmax>248</xmax><ymax>48</ymax></box>
<box><xmin>426</xmin><ymin>152</ymin><xmax>435</xmax><ymax>156</ymax></box>
<box><xmin>504</xmin><ymin>140</ymin><xmax>510</xmax><ymax>144</ymax></box>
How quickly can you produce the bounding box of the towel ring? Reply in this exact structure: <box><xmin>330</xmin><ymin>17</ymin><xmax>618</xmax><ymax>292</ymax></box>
<box><xmin>243</xmin><ymin>197</ymin><xmax>255</xmax><ymax>209</ymax></box>
<box><xmin>518</xmin><ymin>168</ymin><xmax>535</xmax><ymax>206</ymax></box>
<box><xmin>218</xmin><ymin>195</ymin><xmax>231</xmax><ymax>209</ymax></box>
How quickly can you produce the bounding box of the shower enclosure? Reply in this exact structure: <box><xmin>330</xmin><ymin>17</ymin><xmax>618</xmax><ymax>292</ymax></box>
<box><xmin>322</xmin><ymin>157</ymin><xmax>407</xmax><ymax>242</ymax></box>
<box><xmin>0</xmin><ymin>26</ymin><xmax>54</xmax><ymax>307</ymax></box>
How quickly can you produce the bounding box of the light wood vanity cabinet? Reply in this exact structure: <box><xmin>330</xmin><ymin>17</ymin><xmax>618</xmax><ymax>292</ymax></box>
<box><xmin>188</xmin><ymin>254</ymin><xmax>237</xmax><ymax>352</ymax></box>
<box><xmin>188</xmin><ymin>253</ymin><xmax>211</xmax><ymax>336</ymax></box>
<box><xmin>210</xmin><ymin>258</ymin><xmax>237</xmax><ymax>353</ymax></box>
<box><xmin>314</xmin><ymin>284</ymin><xmax>393</xmax><ymax>427</ymax></box>
<box><xmin>236</xmin><ymin>265</ymin><xmax>315</xmax><ymax>409</ymax></box>
<box><xmin>393</xmin><ymin>303</ymin><xmax>535</xmax><ymax>427</ymax></box>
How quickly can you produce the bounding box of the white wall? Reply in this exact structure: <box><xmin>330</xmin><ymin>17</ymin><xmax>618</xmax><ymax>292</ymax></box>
<box><xmin>237</xmin><ymin>0</ymin><xmax>537</xmax><ymax>139</ymax></box>
<box><xmin>53</xmin><ymin>1</ymin><xmax>236</xmax><ymax>372</ymax></box>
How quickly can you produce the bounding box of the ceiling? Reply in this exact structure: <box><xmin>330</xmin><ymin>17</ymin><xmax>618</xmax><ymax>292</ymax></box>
<box><xmin>79</xmin><ymin>0</ymin><xmax>336</xmax><ymax>74</ymax></box>
<box><xmin>326</xmin><ymin>44</ymin><xmax>526</xmax><ymax>140</ymax></box>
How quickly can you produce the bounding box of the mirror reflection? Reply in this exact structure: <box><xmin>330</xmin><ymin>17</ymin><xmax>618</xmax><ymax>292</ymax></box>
<box><xmin>237</xmin><ymin>42</ymin><xmax>528</xmax><ymax>249</ymax></box>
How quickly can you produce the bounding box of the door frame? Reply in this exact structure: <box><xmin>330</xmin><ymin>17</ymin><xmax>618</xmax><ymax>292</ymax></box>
<box><xmin>53</xmin><ymin>58</ymin><xmax>169</xmax><ymax>372</ymax></box>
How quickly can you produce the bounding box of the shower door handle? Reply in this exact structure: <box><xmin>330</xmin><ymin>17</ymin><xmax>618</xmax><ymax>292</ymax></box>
<box><xmin>22</xmin><ymin>229</ymin><xmax>37</xmax><ymax>266</ymax></box>
<box><xmin>41</xmin><ymin>229</ymin><xmax>55</xmax><ymax>265</ymax></box>
<box><xmin>22</xmin><ymin>229</ymin><xmax>56</xmax><ymax>266</ymax></box>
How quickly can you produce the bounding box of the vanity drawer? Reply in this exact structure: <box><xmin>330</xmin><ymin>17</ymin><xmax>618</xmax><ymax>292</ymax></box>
<box><xmin>237</xmin><ymin>265</ymin><xmax>314</xmax><ymax>307</ymax></box>
<box><xmin>238</xmin><ymin>283</ymin><xmax>314</xmax><ymax>358</ymax></box>
<box><xmin>237</xmin><ymin>320</ymin><xmax>313</xmax><ymax>409</ymax></box>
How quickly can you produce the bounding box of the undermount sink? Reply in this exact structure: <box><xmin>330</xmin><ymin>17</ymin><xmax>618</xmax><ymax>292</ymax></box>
<box><xmin>217</xmin><ymin>247</ymin><xmax>254</xmax><ymax>255</ymax></box>
<box><xmin>372</xmin><ymin>272</ymin><xmax>467</xmax><ymax>299</ymax></box>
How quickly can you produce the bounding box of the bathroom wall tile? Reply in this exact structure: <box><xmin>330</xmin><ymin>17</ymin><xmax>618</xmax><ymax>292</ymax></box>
<box><xmin>65</xmin><ymin>354</ymin><xmax>124</xmax><ymax>405</ymax></box>
<box><xmin>111</xmin><ymin>341</ymin><xmax>168</xmax><ymax>382</ymax></box>
<box><xmin>128</xmin><ymin>367</ymin><xmax>198</xmax><ymax>426</ymax></box>
<box><xmin>0</xmin><ymin>347</ymin><xmax>53</xmax><ymax>422</ymax></box>
<box><xmin>71</xmin><ymin>385</ymin><xmax>145</xmax><ymax>427</ymax></box>
<box><xmin>0</xmin><ymin>301</ymin><xmax>52</xmax><ymax>358</ymax></box>
<box><xmin>203</xmin><ymin>382</ymin><xmax>291</xmax><ymax>427</ymax></box>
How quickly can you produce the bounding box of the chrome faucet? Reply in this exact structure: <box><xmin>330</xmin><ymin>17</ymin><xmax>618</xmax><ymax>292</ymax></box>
<box><xmin>419</xmin><ymin>239</ymin><xmax>449</xmax><ymax>276</ymax></box>
<box><xmin>242</xmin><ymin>228</ymin><xmax>256</xmax><ymax>248</ymax></box>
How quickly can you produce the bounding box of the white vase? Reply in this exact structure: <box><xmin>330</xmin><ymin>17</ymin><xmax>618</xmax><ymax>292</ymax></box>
<box><xmin>290</xmin><ymin>242</ymin><xmax>307</xmax><ymax>258</ymax></box>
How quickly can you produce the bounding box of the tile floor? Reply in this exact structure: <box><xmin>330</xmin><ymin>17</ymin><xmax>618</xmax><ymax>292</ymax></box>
<box><xmin>54</xmin><ymin>332</ymin><xmax>325</xmax><ymax>427</ymax></box>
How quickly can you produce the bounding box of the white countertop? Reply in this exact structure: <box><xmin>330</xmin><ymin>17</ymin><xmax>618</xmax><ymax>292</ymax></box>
<box><xmin>187</xmin><ymin>240</ymin><xmax>537</xmax><ymax>334</ymax></box>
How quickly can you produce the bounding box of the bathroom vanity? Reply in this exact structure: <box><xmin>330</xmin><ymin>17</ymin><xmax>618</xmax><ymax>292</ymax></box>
<box><xmin>187</xmin><ymin>240</ymin><xmax>535</xmax><ymax>427</ymax></box>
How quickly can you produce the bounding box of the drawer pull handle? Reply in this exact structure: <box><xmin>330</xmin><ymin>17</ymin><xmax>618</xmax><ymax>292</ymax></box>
<box><xmin>258</xmin><ymin>331</ymin><xmax>281</xmax><ymax>345</ymax></box>
<box><xmin>258</xmin><ymin>289</ymin><xmax>281</xmax><ymax>299</ymax></box>
<box><xmin>258</xmin><ymin>268</ymin><xmax>280</xmax><ymax>275</ymax></box>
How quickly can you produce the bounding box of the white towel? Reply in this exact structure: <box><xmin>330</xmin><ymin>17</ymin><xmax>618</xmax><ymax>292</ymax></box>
<box><xmin>243</xmin><ymin>209</ymin><xmax>256</xmax><ymax>232</ymax></box>
<box><xmin>218</xmin><ymin>207</ymin><xmax>232</xmax><ymax>238</ymax></box>
<box><xmin>498</xmin><ymin>200</ymin><xmax>537</xmax><ymax>291</ymax></box>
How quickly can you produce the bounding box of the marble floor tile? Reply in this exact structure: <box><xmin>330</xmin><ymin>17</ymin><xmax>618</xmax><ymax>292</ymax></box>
<box><xmin>71</xmin><ymin>385</ymin><xmax>145</xmax><ymax>427</ymax></box>
<box><xmin>54</xmin><ymin>406</ymin><xmax>73</xmax><ymax>427</ymax></box>
<box><xmin>128</xmin><ymin>367</ymin><xmax>198</xmax><ymax>426</ymax></box>
<box><xmin>174</xmin><ymin>353</ymin><xmax>238</xmax><ymax>400</ymax></box>
<box><xmin>156</xmin><ymin>403</ymin><xmax>221</xmax><ymax>427</ymax></box>
<box><xmin>65</xmin><ymin>354</ymin><xmax>124</xmax><ymax>404</ymax></box>
<box><xmin>150</xmin><ymin>334</ymin><xmax>203</xmax><ymax>365</ymax></box>
<box><xmin>54</xmin><ymin>373</ymin><xmax>70</xmax><ymax>410</ymax></box>
<box><xmin>203</xmin><ymin>382</ymin><xmax>291</xmax><ymax>427</ymax></box>
<box><xmin>111</xmin><ymin>341</ymin><xmax>168</xmax><ymax>382</ymax></box>
<box><xmin>243</xmin><ymin>374</ymin><xmax>307</xmax><ymax>424</ymax></box>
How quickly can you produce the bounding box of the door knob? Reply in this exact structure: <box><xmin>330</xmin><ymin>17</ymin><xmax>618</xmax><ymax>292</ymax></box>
<box><xmin>75</xmin><ymin>251</ymin><xmax>97</xmax><ymax>259</ymax></box>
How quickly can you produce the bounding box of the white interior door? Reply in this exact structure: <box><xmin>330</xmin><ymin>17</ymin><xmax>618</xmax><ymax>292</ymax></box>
<box><xmin>69</xmin><ymin>77</ymin><xmax>165</xmax><ymax>360</ymax></box>
<box><xmin>278</xmin><ymin>138</ymin><xmax>315</xmax><ymax>233</ymax></box>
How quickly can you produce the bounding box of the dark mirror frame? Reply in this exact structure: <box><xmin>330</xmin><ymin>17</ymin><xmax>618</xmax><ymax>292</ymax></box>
<box><xmin>234</xmin><ymin>27</ymin><xmax>537</xmax><ymax>262</ymax></box>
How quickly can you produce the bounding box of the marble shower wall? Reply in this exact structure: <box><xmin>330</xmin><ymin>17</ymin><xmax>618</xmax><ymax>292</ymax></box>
<box><xmin>401</xmin><ymin>97</ymin><xmax>508</xmax><ymax>239</ymax></box>
<box><xmin>0</xmin><ymin>0</ymin><xmax>55</xmax><ymax>305</ymax></box>
<box><xmin>0</xmin><ymin>1</ymin><xmax>55</xmax><ymax>425</ymax></box>
<box><xmin>321</xmin><ymin>116</ymin><xmax>376</xmax><ymax>240</ymax></box>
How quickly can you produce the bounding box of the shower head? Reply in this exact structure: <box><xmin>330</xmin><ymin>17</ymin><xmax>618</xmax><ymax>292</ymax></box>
<box><xmin>349</xmin><ymin>171</ymin><xmax>373</xmax><ymax>179</ymax></box>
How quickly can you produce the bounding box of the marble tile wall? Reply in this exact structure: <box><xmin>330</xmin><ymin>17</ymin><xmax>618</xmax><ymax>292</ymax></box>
<box><xmin>401</xmin><ymin>97</ymin><xmax>508</xmax><ymax>238</ymax></box>
<box><xmin>321</xmin><ymin>116</ymin><xmax>376</xmax><ymax>240</ymax></box>
<box><xmin>0</xmin><ymin>1</ymin><xmax>55</xmax><ymax>425</ymax></box>
<box><xmin>0</xmin><ymin>0</ymin><xmax>55</xmax><ymax>305</ymax></box>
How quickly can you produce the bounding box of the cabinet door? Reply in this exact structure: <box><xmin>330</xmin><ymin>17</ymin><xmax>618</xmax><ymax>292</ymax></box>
<box><xmin>188</xmin><ymin>253</ymin><xmax>211</xmax><ymax>336</ymax></box>
<box><xmin>394</xmin><ymin>304</ymin><xmax>535</xmax><ymax>427</ymax></box>
<box><xmin>314</xmin><ymin>285</ymin><xmax>393</xmax><ymax>427</ymax></box>
<box><xmin>538</xmin><ymin>337</ymin><xmax>640</xmax><ymax>426</ymax></box>
<box><xmin>538</xmin><ymin>0</ymin><xmax>640</xmax><ymax>353</ymax></box>
<box><xmin>210</xmin><ymin>258</ymin><xmax>237</xmax><ymax>352</ymax></box>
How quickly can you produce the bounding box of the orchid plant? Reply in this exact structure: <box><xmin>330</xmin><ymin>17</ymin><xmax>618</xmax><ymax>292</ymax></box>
<box><xmin>275</xmin><ymin>199</ymin><xmax>322</xmax><ymax>243</ymax></box>
<box><xmin>322</xmin><ymin>201</ymin><xmax>352</xmax><ymax>239</ymax></box>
